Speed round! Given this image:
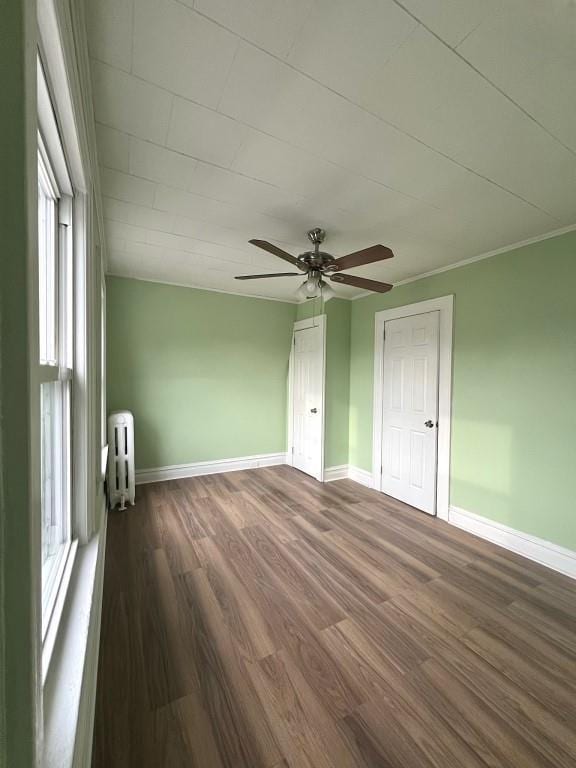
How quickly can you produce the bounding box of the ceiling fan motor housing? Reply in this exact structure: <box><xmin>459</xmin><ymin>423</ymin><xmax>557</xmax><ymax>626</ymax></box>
<box><xmin>298</xmin><ymin>251</ymin><xmax>336</xmax><ymax>270</ymax></box>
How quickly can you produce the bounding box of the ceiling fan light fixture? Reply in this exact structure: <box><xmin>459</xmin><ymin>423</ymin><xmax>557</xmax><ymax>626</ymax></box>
<box><xmin>319</xmin><ymin>279</ymin><xmax>334</xmax><ymax>301</ymax></box>
<box><xmin>297</xmin><ymin>273</ymin><xmax>321</xmax><ymax>300</ymax></box>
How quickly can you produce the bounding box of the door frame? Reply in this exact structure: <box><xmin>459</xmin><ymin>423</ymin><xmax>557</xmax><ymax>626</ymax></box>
<box><xmin>286</xmin><ymin>314</ymin><xmax>327</xmax><ymax>482</ymax></box>
<box><xmin>372</xmin><ymin>296</ymin><xmax>454</xmax><ymax>520</ymax></box>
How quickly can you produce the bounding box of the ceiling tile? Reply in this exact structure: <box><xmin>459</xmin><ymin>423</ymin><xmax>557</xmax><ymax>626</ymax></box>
<box><xmin>230</xmin><ymin>129</ymin><xmax>416</xmax><ymax>232</ymax></box>
<box><xmin>188</xmin><ymin>163</ymin><xmax>297</xmax><ymax>211</ymax></box>
<box><xmin>287</xmin><ymin>0</ymin><xmax>417</xmax><ymax>99</ymax></box>
<box><xmin>91</xmin><ymin>61</ymin><xmax>173</xmax><ymax>144</ymax></box>
<box><xmin>344</xmin><ymin>25</ymin><xmax>503</xmax><ymax>156</ymax></box>
<box><xmin>336</xmin><ymin>24</ymin><xmax>576</xmax><ymax>220</ymax></box>
<box><xmin>172</xmin><ymin>215</ymin><xmax>299</xmax><ymax>254</ymax></box>
<box><xmin>85</xmin><ymin>0</ymin><xmax>133</xmax><ymax>71</ymax></box>
<box><xmin>144</xmin><ymin>229</ymin><xmax>257</xmax><ymax>266</ymax></box>
<box><xmin>166</xmin><ymin>97</ymin><xmax>249</xmax><ymax>167</ymax></box>
<box><xmin>101</xmin><ymin>168</ymin><xmax>156</xmax><ymax>207</ymax></box>
<box><xmin>218</xmin><ymin>43</ymin><xmax>330</xmax><ymax>151</ymax></box>
<box><xmin>88</xmin><ymin>0</ymin><xmax>576</xmax><ymax>300</ymax></box>
<box><xmin>95</xmin><ymin>123</ymin><xmax>130</xmax><ymax>172</ymax></box>
<box><xmin>194</xmin><ymin>0</ymin><xmax>314</xmax><ymax>58</ymax></box>
<box><xmin>103</xmin><ymin>196</ymin><xmax>176</xmax><ymax>233</ymax></box>
<box><xmin>129</xmin><ymin>138</ymin><xmax>197</xmax><ymax>190</ymax></box>
<box><xmin>153</xmin><ymin>184</ymin><xmax>304</xmax><ymax>243</ymax></box>
<box><xmin>132</xmin><ymin>0</ymin><xmax>238</xmax><ymax>107</ymax></box>
<box><xmin>457</xmin><ymin>0</ymin><xmax>576</xmax><ymax>154</ymax></box>
<box><xmin>450</xmin><ymin>109</ymin><xmax>576</xmax><ymax>223</ymax></box>
<box><xmin>104</xmin><ymin>220</ymin><xmax>150</xmax><ymax>246</ymax></box>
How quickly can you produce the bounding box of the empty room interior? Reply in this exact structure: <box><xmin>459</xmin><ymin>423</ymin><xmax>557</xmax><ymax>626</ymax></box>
<box><xmin>3</xmin><ymin>0</ymin><xmax>576</xmax><ymax>766</ymax></box>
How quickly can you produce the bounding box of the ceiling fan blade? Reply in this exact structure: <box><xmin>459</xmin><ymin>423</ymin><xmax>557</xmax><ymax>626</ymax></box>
<box><xmin>330</xmin><ymin>273</ymin><xmax>393</xmax><ymax>293</ymax></box>
<box><xmin>249</xmin><ymin>239</ymin><xmax>305</xmax><ymax>269</ymax></box>
<box><xmin>331</xmin><ymin>244</ymin><xmax>394</xmax><ymax>272</ymax></box>
<box><xmin>235</xmin><ymin>272</ymin><xmax>302</xmax><ymax>280</ymax></box>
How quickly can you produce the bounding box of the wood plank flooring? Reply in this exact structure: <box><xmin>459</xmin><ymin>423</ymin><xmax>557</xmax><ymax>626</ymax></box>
<box><xmin>92</xmin><ymin>465</ymin><xmax>576</xmax><ymax>768</ymax></box>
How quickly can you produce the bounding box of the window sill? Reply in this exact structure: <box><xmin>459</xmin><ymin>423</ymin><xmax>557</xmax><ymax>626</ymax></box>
<box><xmin>42</xmin><ymin>512</ymin><xmax>107</xmax><ymax>768</ymax></box>
<box><xmin>42</xmin><ymin>538</ymin><xmax>77</xmax><ymax>684</ymax></box>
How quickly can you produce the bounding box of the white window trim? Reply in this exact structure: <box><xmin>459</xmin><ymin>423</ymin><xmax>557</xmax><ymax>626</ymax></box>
<box><xmin>372</xmin><ymin>295</ymin><xmax>454</xmax><ymax>520</ymax></box>
<box><xmin>37</xmin><ymin>56</ymin><xmax>77</xmax><ymax>666</ymax></box>
<box><xmin>35</xmin><ymin>0</ymin><xmax>107</xmax><ymax>763</ymax></box>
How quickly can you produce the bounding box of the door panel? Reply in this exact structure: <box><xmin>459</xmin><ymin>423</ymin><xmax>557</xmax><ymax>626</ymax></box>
<box><xmin>381</xmin><ymin>311</ymin><xmax>439</xmax><ymax>514</ymax></box>
<box><xmin>292</xmin><ymin>322</ymin><xmax>324</xmax><ymax>480</ymax></box>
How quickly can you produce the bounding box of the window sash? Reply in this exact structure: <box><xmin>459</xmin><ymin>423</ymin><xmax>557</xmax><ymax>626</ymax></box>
<box><xmin>38</xmin><ymin>142</ymin><xmax>75</xmax><ymax>639</ymax></box>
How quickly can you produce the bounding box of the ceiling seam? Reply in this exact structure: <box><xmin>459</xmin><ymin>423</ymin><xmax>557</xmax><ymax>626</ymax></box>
<box><xmin>90</xmin><ymin>55</ymin><xmax>560</xmax><ymax>222</ymax></box>
<box><xmin>140</xmin><ymin>4</ymin><xmax>567</xmax><ymax>219</ymax></box>
<box><xmin>389</xmin><ymin>0</ymin><xmax>576</xmax><ymax>159</ymax></box>
<box><xmin>100</xmin><ymin>162</ymin><xmax>395</xmax><ymax>233</ymax></box>
<box><xmin>90</xmin><ymin>59</ymin><xmax>424</xmax><ymax>207</ymax></box>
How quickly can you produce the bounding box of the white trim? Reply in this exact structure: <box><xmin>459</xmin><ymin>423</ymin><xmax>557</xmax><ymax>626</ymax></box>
<box><xmin>323</xmin><ymin>464</ymin><xmax>374</xmax><ymax>488</ymax></box>
<box><xmin>42</xmin><ymin>512</ymin><xmax>107</xmax><ymax>768</ymax></box>
<box><xmin>348</xmin><ymin>465</ymin><xmax>374</xmax><ymax>488</ymax></box>
<box><xmin>448</xmin><ymin>506</ymin><xmax>576</xmax><ymax>580</ymax></box>
<box><xmin>71</xmin><ymin>504</ymin><xmax>107</xmax><ymax>768</ymax></box>
<box><xmin>112</xmin><ymin>223</ymin><xmax>576</xmax><ymax>305</ymax></box>
<box><xmin>323</xmin><ymin>465</ymin><xmax>349</xmax><ymax>482</ymax></box>
<box><xmin>286</xmin><ymin>315</ymin><xmax>327</xmax><ymax>482</ymax></box>
<box><xmin>372</xmin><ymin>296</ymin><xmax>454</xmax><ymax>520</ymax></box>
<box><xmin>106</xmin><ymin>272</ymin><xmax>300</xmax><ymax>304</ymax></box>
<box><xmin>41</xmin><ymin>540</ymin><xmax>77</xmax><ymax>683</ymax></box>
<box><xmin>135</xmin><ymin>452</ymin><xmax>287</xmax><ymax>485</ymax></box>
<box><xmin>351</xmin><ymin>223</ymin><xmax>576</xmax><ymax>301</ymax></box>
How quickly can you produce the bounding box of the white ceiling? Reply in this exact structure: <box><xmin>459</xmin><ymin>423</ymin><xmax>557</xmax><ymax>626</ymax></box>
<box><xmin>86</xmin><ymin>0</ymin><xmax>576</xmax><ymax>301</ymax></box>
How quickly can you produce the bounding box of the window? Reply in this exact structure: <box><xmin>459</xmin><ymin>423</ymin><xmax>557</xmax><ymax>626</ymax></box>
<box><xmin>38</xmin><ymin>136</ymin><xmax>74</xmax><ymax>637</ymax></box>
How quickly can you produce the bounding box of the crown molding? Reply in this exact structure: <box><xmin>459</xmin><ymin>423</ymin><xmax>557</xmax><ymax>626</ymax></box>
<box><xmin>350</xmin><ymin>222</ymin><xmax>576</xmax><ymax>301</ymax></box>
<box><xmin>108</xmin><ymin>222</ymin><xmax>576</xmax><ymax>305</ymax></box>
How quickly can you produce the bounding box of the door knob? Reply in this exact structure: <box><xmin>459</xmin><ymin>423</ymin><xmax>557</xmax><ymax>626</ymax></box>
<box><xmin>310</xmin><ymin>407</ymin><xmax>318</xmax><ymax>413</ymax></box>
<box><xmin>424</xmin><ymin>420</ymin><xmax>434</xmax><ymax>428</ymax></box>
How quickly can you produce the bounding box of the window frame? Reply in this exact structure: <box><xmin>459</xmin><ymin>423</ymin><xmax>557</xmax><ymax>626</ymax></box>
<box><xmin>36</xmin><ymin>54</ymin><xmax>80</xmax><ymax>680</ymax></box>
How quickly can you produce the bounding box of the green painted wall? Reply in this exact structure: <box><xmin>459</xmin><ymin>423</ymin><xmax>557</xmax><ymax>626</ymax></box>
<box><xmin>107</xmin><ymin>277</ymin><xmax>296</xmax><ymax>469</ymax></box>
<box><xmin>297</xmin><ymin>298</ymin><xmax>351</xmax><ymax>467</ymax></box>
<box><xmin>0</xmin><ymin>0</ymin><xmax>37</xmax><ymax>765</ymax></box>
<box><xmin>349</xmin><ymin>231</ymin><xmax>576</xmax><ymax>550</ymax></box>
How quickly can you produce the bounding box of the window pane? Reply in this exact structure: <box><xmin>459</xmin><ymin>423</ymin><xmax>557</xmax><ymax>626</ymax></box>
<box><xmin>38</xmin><ymin>157</ymin><xmax>57</xmax><ymax>365</ymax></box>
<box><xmin>41</xmin><ymin>379</ymin><xmax>71</xmax><ymax>629</ymax></box>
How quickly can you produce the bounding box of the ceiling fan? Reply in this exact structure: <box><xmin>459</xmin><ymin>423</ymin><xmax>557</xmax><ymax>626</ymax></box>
<box><xmin>235</xmin><ymin>228</ymin><xmax>394</xmax><ymax>300</ymax></box>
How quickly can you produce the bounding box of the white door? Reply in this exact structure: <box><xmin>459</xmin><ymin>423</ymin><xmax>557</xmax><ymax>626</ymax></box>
<box><xmin>292</xmin><ymin>321</ymin><xmax>324</xmax><ymax>480</ymax></box>
<box><xmin>381</xmin><ymin>311</ymin><xmax>439</xmax><ymax>514</ymax></box>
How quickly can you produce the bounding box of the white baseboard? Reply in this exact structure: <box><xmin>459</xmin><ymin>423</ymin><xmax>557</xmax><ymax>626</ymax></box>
<box><xmin>323</xmin><ymin>465</ymin><xmax>349</xmax><ymax>482</ymax></box>
<box><xmin>324</xmin><ymin>464</ymin><xmax>374</xmax><ymax>488</ymax></box>
<box><xmin>135</xmin><ymin>452</ymin><xmax>287</xmax><ymax>485</ymax></box>
<box><xmin>348</xmin><ymin>465</ymin><xmax>374</xmax><ymax>488</ymax></box>
<box><xmin>449</xmin><ymin>505</ymin><xmax>576</xmax><ymax>580</ymax></box>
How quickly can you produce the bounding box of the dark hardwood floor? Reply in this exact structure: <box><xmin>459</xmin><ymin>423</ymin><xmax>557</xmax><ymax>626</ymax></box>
<box><xmin>92</xmin><ymin>465</ymin><xmax>576</xmax><ymax>767</ymax></box>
